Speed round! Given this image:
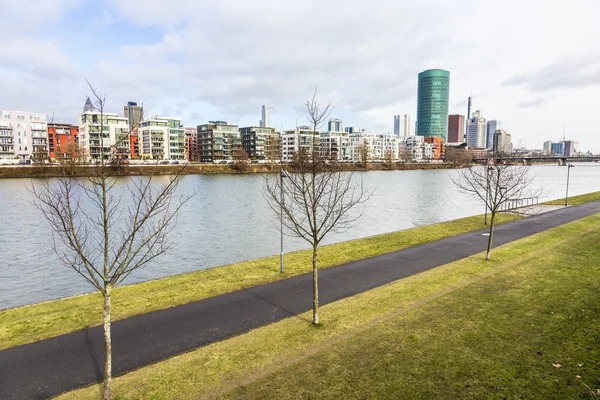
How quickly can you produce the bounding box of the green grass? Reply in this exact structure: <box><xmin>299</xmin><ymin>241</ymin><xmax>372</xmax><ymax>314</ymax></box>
<box><xmin>0</xmin><ymin>213</ymin><xmax>521</xmax><ymax>350</ymax></box>
<box><xmin>57</xmin><ymin>213</ymin><xmax>600</xmax><ymax>400</ymax></box>
<box><xmin>544</xmin><ymin>190</ymin><xmax>600</xmax><ymax>206</ymax></box>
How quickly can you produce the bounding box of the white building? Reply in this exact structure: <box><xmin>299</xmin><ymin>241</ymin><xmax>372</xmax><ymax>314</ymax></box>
<box><xmin>543</xmin><ymin>141</ymin><xmax>552</xmax><ymax>154</ymax></box>
<box><xmin>493</xmin><ymin>130</ymin><xmax>512</xmax><ymax>154</ymax></box>
<box><xmin>348</xmin><ymin>132</ymin><xmax>399</xmax><ymax>162</ymax></box>
<box><xmin>0</xmin><ymin>110</ymin><xmax>48</xmax><ymax>161</ymax></box>
<box><xmin>466</xmin><ymin>110</ymin><xmax>487</xmax><ymax>149</ymax></box>
<box><xmin>78</xmin><ymin>111</ymin><xmax>130</xmax><ymax>161</ymax></box>
<box><xmin>259</xmin><ymin>105</ymin><xmax>272</xmax><ymax>128</ymax></box>
<box><xmin>0</xmin><ymin>122</ymin><xmax>15</xmax><ymax>160</ymax></box>
<box><xmin>399</xmin><ymin>135</ymin><xmax>435</xmax><ymax>161</ymax></box>
<box><xmin>280</xmin><ymin>126</ymin><xmax>316</xmax><ymax>162</ymax></box>
<box><xmin>393</xmin><ymin>114</ymin><xmax>413</xmax><ymax>138</ymax></box>
<box><xmin>139</xmin><ymin>116</ymin><xmax>185</xmax><ymax>160</ymax></box>
<box><xmin>320</xmin><ymin>131</ymin><xmax>350</xmax><ymax>160</ymax></box>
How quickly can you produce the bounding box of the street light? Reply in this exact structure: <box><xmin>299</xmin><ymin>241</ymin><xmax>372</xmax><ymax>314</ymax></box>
<box><xmin>279</xmin><ymin>167</ymin><xmax>289</xmax><ymax>273</ymax></box>
<box><xmin>565</xmin><ymin>163</ymin><xmax>574</xmax><ymax>206</ymax></box>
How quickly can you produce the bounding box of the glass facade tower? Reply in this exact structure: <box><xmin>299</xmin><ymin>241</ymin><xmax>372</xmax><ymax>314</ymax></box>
<box><xmin>416</xmin><ymin>69</ymin><xmax>450</xmax><ymax>141</ymax></box>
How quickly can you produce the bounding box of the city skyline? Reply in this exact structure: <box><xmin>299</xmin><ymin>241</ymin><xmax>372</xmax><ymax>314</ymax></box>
<box><xmin>1</xmin><ymin>0</ymin><xmax>599</xmax><ymax>152</ymax></box>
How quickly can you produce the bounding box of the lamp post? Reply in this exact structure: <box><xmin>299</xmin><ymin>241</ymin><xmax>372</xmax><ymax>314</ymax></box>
<box><xmin>280</xmin><ymin>167</ymin><xmax>287</xmax><ymax>273</ymax></box>
<box><xmin>565</xmin><ymin>163</ymin><xmax>574</xmax><ymax>206</ymax></box>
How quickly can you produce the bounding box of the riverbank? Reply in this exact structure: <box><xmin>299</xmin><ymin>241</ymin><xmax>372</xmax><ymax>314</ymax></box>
<box><xmin>0</xmin><ymin>212</ymin><xmax>521</xmax><ymax>350</ymax></box>
<box><xmin>58</xmin><ymin>211</ymin><xmax>600</xmax><ymax>399</ymax></box>
<box><xmin>0</xmin><ymin>161</ymin><xmax>456</xmax><ymax>179</ymax></box>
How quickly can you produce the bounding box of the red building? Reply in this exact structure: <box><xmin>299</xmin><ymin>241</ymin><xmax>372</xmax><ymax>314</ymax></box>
<box><xmin>424</xmin><ymin>136</ymin><xmax>445</xmax><ymax>160</ymax></box>
<box><xmin>47</xmin><ymin>123</ymin><xmax>79</xmax><ymax>160</ymax></box>
<box><xmin>447</xmin><ymin>114</ymin><xmax>465</xmax><ymax>143</ymax></box>
<box><xmin>130</xmin><ymin>127</ymin><xmax>139</xmax><ymax>159</ymax></box>
<box><xmin>185</xmin><ymin>127</ymin><xmax>198</xmax><ymax>161</ymax></box>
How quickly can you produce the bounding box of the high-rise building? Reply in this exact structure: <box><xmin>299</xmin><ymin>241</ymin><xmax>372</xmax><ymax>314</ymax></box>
<box><xmin>467</xmin><ymin>96</ymin><xmax>472</xmax><ymax>120</ymax></box>
<box><xmin>124</xmin><ymin>102</ymin><xmax>144</xmax><ymax>131</ymax></box>
<box><xmin>486</xmin><ymin>120</ymin><xmax>498</xmax><ymax>150</ymax></box>
<box><xmin>0</xmin><ymin>110</ymin><xmax>48</xmax><ymax>161</ymax></box>
<box><xmin>416</xmin><ymin>69</ymin><xmax>450</xmax><ymax>140</ymax></box>
<box><xmin>551</xmin><ymin>142</ymin><xmax>565</xmax><ymax>156</ymax></box>
<box><xmin>393</xmin><ymin>114</ymin><xmax>413</xmax><ymax>138</ymax></box>
<box><xmin>543</xmin><ymin>141</ymin><xmax>552</xmax><ymax>154</ymax></box>
<box><xmin>493</xmin><ymin>130</ymin><xmax>512</xmax><ymax>154</ymax></box>
<box><xmin>563</xmin><ymin>140</ymin><xmax>577</xmax><ymax>157</ymax></box>
<box><xmin>83</xmin><ymin>96</ymin><xmax>94</xmax><ymax>113</ymax></box>
<box><xmin>259</xmin><ymin>105</ymin><xmax>272</xmax><ymax>128</ymax></box>
<box><xmin>328</xmin><ymin>118</ymin><xmax>343</xmax><ymax>132</ymax></box>
<box><xmin>466</xmin><ymin>110</ymin><xmax>487</xmax><ymax>149</ymax></box>
<box><xmin>447</xmin><ymin>114</ymin><xmax>465</xmax><ymax>143</ymax></box>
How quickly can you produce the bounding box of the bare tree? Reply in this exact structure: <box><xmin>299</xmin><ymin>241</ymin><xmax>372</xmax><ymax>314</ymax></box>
<box><xmin>31</xmin><ymin>82</ymin><xmax>192</xmax><ymax>400</ymax></box>
<box><xmin>453</xmin><ymin>164</ymin><xmax>541</xmax><ymax>260</ymax></box>
<box><xmin>231</xmin><ymin>147</ymin><xmax>250</xmax><ymax>172</ymax></box>
<box><xmin>445</xmin><ymin>146</ymin><xmax>471</xmax><ymax>167</ymax></box>
<box><xmin>264</xmin><ymin>89</ymin><xmax>371</xmax><ymax>325</ymax></box>
<box><xmin>383</xmin><ymin>149</ymin><xmax>394</xmax><ymax>169</ymax></box>
<box><xmin>357</xmin><ymin>143</ymin><xmax>370</xmax><ymax>168</ymax></box>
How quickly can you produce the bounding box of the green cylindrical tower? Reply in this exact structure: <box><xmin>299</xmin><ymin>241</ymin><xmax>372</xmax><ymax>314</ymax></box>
<box><xmin>417</xmin><ymin>69</ymin><xmax>450</xmax><ymax>141</ymax></box>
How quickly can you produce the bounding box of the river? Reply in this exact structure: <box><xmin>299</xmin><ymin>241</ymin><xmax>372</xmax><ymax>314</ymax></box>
<box><xmin>1</xmin><ymin>163</ymin><xmax>599</xmax><ymax>309</ymax></box>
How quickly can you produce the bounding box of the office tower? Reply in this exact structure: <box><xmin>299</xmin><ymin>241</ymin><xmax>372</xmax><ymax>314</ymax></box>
<box><xmin>563</xmin><ymin>140</ymin><xmax>577</xmax><ymax>156</ymax></box>
<box><xmin>447</xmin><ymin>114</ymin><xmax>465</xmax><ymax>142</ymax></box>
<box><xmin>416</xmin><ymin>69</ymin><xmax>450</xmax><ymax>140</ymax></box>
<box><xmin>551</xmin><ymin>142</ymin><xmax>565</xmax><ymax>156</ymax></box>
<box><xmin>259</xmin><ymin>105</ymin><xmax>272</xmax><ymax>128</ymax></box>
<box><xmin>83</xmin><ymin>96</ymin><xmax>94</xmax><ymax>113</ymax></box>
<box><xmin>328</xmin><ymin>118</ymin><xmax>343</xmax><ymax>132</ymax></box>
<box><xmin>486</xmin><ymin>120</ymin><xmax>497</xmax><ymax>150</ymax></box>
<box><xmin>543</xmin><ymin>141</ymin><xmax>552</xmax><ymax>154</ymax></box>
<box><xmin>124</xmin><ymin>102</ymin><xmax>144</xmax><ymax>131</ymax></box>
<box><xmin>393</xmin><ymin>114</ymin><xmax>412</xmax><ymax>138</ymax></box>
<box><xmin>467</xmin><ymin>96</ymin><xmax>472</xmax><ymax>120</ymax></box>
<box><xmin>493</xmin><ymin>130</ymin><xmax>512</xmax><ymax>153</ymax></box>
<box><xmin>466</xmin><ymin>110</ymin><xmax>487</xmax><ymax>149</ymax></box>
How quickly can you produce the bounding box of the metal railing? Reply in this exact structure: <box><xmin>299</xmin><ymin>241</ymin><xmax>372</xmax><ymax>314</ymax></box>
<box><xmin>499</xmin><ymin>197</ymin><xmax>539</xmax><ymax>212</ymax></box>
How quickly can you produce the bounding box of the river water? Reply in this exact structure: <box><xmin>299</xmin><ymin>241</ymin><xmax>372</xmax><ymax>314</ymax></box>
<box><xmin>1</xmin><ymin>163</ymin><xmax>599</xmax><ymax>309</ymax></box>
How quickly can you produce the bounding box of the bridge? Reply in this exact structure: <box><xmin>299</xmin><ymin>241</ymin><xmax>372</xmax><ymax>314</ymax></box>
<box><xmin>472</xmin><ymin>156</ymin><xmax>600</xmax><ymax>166</ymax></box>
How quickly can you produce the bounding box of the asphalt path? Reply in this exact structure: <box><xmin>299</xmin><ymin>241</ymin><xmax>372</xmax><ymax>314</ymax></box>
<box><xmin>2</xmin><ymin>200</ymin><xmax>600</xmax><ymax>399</ymax></box>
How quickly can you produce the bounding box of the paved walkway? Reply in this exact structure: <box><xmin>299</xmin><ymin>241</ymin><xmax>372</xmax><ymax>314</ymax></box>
<box><xmin>2</xmin><ymin>200</ymin><xmax>600</xmax><ymax>400</ymax></box>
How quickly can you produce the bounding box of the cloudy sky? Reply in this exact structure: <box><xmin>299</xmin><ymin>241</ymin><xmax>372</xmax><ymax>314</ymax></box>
<box><xmin>2</xmin><ymin>0</ymin><xmax>599</xmax><ymax>152</ymax></box>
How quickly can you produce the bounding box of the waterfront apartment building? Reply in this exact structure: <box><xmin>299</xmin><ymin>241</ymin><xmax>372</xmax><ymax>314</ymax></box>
<box><xmin>348</xmin><ymin>132</ymin><xmax>399</xmax><ymax>162</ymax></box>
<box><xmin>424</xmin><ymin>136</ymin><xmax>445</xmax><ymax>160</ymax></box>
<box><xmin>0</xmin><ymin>122</ymin><xmax>14</xmax><ymax>160</ymax></box>
<box><xmin>416</xmin><ymin>69</ymin><xmax>450</xmax><ymax>141</ymax></box>
<box><xmin>138</xmin><ymin>116</ymin><xmax>185</xmax><ymax>160</ymax></box>
<box><xmin>280</xmin><ymin>126</ymin><xmax>316</xmax><ymax>162</ymax></box>
<box><xmin>47</xmin><ymin>123</ymin><xmax>79</xmax><ymax>161</ymax></box>
<box><xmin>400</xmin><ymin>135</ymin><xmax>433</xmax><ymax>161</ymax></box>
<box><xmin>78</xmin><ymin>111</ymin><xmax>130</xmax><ymax>161</ymax></box>
<box><xmin>185</xmin><ymin>127</ymin><xmax>198</xmax><ymax>161</ymax></box>
<box><xmin>0</xmin><ymin>110</ymin><xmax>48</xmax><ymax>161</ymax></box>
<box><xmin>198</xmin><ymin>121</ymin><xmax>241</xmax><ymax>162</ymax></box>
<box><xmin>240</xmin><ymin>126</ymin><xmax>280</xmax><ymax>161</ymax></box>
<box><xmin>486</xmin><ymin>120</ymin><xmax>498</xmax><ymax>150</ymax></box>
<box><xmin>447</xmin><ymin>114</ymin><xmax>465</xmax><ymax>143</ymax></box>
<box><xmin>466</xmin><ymin>110</ymin><xmax>487</xmax><ymax>149</ymax></box>
<box><xmin>320</xmin><ymin>131</ymin><xmax>351</xmax><ymax>161</ymax></box>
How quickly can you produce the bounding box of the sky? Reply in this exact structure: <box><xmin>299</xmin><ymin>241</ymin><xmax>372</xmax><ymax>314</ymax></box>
<box><xmin>1</xmin><ymin>0</ymin><xmax>599</xmax><ymax>152</ymax></box>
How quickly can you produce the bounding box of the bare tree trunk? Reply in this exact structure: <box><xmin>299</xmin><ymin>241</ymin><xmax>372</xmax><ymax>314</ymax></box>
<box><xmin>103</xmin><ymin>285</ymin><xmax>112</xmax><ymax>400</ymax></box>
<box><xmin>486</xmin><ymin>212</ymin><xmax>495</xmax><ymax>260</ymax></box>
<box><xmin>312</xmin><ymin>245</ymin><xmax>319</xmax><ymax>325</ymax></box>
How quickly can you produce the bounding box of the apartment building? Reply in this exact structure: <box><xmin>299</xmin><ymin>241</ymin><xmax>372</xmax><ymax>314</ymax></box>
<box><xmin>240</xmin><ymin>126</ymin><xmax>280</xmax><ymax>161</ymax></box>
<box><xmin>185</xmin><ymin>127</ymin><xmax>198</xmax><ymax>161</ymax></box>
<box><xmin>400</xmin><ymin>135</ymin><xmax>434</xmax><ymax>161</ymax></box>
<box><xmin>47</xmin><ymin>123</ymin><xmax>79</xmax><ymax>160</ymax></box>
<box><xmin>198</xmin><ymin>121</ymin><xmax>240</xmax><ymax>162</ymax></box>
<box><xmin>348</xmin><ymin>132</ymin><xmax>399</xmax><ymax>162</ymax></box>
<box><xmin>280</xmin><ymin>126</ymin><xmax>317</xmax><ymax>162</ymax></box>
<box><xmin>0</xmin><ymin>122</ymin><xmax>14</xmax><ymax>160</ymax></box>
<box><xmin>423</xmin><ymin>136</ymin><xmax>445</xmax><ymax>160</ymax></box>
<box><xmin>319</xmin><ymin>131</ymin><xmax>350</xmax><ymax>161</ymax></box>
<box><xmin>78</xmin><ymin>111</ymin><xmax>130</xmax><ymax>161</ymax></box>
<box><xmin>138</xmin><ymin>116</ymin><xmax>185</xmax><ymax>160</ymax></box>
<box><xmin>0</xmin><ymin>110</ymin><xmax>48</xmax><ymax>161</ymax></box>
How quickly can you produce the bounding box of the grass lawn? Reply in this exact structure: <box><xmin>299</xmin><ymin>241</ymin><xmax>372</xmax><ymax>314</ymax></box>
<box><xmin>0</xmin><ymin>213</ymin><xmax>521</xmax><ymax>350</ymax></box>
<box><xmin>544</xmin><ymin>190</ymin><xmax>600</xmax><ymax>206</ymax></box>
<box><xmin>58</xmin><ymin>213</ymin><xmax>600</xmax><ymax>400</ymax></box>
